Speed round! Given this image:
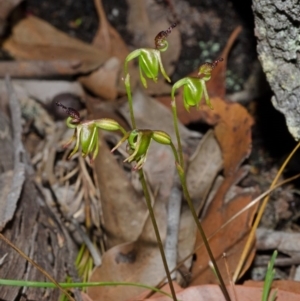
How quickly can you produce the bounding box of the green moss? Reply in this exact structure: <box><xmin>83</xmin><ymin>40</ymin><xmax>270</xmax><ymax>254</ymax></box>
<box><xmin>225</xmin><ymin>70</ymin><xmax>244</xmax><ymax>92</ymax></box>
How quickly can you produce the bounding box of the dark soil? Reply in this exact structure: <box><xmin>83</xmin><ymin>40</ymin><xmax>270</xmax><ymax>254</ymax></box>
<box><xmin>25</xmin><ymin>0</ymin><xmax>256</xmax><ymax>91</ymax></box>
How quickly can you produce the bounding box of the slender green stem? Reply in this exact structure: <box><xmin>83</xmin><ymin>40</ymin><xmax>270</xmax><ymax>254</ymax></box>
<box><xmin>170</xmin><ymin>142</ymin><xmax>180</xmax><ymax>164</ymax></box>
<box><xmin>0</xmin><ymin>279</ymin><xmax>172</xmax><ymax>299</ymax></box>
<box><xmin>118</xmin><ymin>125</ymin><xmax>127</xmax><ymax>136</ymax></box>
<box><xmin>169</xmin><ymin>136</ymin><xmax>230</xmax><ymax>300</ymax></box>
<box><xmin>138</xmin><ymin>169</ymin><xmax>178</xmax><ymax>301</ymax></box>
<box><xmin>262</xmin><ymin>250</ymin><xmax>277</xmax><ymax>301</ymax></box>
<box><xmin>124</xmin><ymin>74</ymin><xmax>136</xmax><ymax>129</ymax></box>
<box><xmin>171</xmin><ymin>99</ymin><xmax>184</xmax><ymax>167</ymax></box>
<box><xmin>175</xmin><ymin>165</ymin><xmax>231</xmax><ymax>301</ymax></box>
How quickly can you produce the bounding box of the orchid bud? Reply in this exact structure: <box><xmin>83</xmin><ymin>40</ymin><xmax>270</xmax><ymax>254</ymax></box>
<box><xmin>152</xmin><ymin>130</ymin><xmax>172</xmax><ymax>145</ymax></box>
<box><xmin>94</xmin><ymin>118</ymin><xmax>123</xmax><ymax>132</ymax></box>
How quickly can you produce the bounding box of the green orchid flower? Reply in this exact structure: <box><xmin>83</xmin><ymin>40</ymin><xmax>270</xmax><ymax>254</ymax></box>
<box><xmin>124</xmin><ymin>23</ymin><xmax>177</xmax><ymax>88</ymax></box>
<box><xmin>171</xmin><ymin>58</ymin><xmax>223</xmax><ymax>110</ymax></box>
<box><xmin>111</xmin><ymin>129</ymin><xmax>172</xmax><ymax>170</ymax></box>
<box><xmin>56</xmin><ymin>102</ymin><xmax>126</xmax><ymax>163</ymax></box>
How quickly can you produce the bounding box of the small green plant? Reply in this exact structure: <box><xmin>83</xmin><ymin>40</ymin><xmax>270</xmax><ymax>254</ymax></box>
<box><xmin>57</xmin><ymin>24</ymin><xmax>230</xmax><ymax>301</ymax></box>
<box><xmin>171</xmin><ymin>58</ymin><xmax>223</xmax><ymax>111</ymax></box>
<box><xmin>171</xmin><ymin>57</ymin><xmax>223</xmax><ymax>166</ymax></box>
<box><xmin>262</xmin><ymin>250</ymin><xmax>278</xmax><ymax>301</ymax></box>
<box><xmin>0</xmin><ymin>279</ymin><xmax>173</xmax><ymax>300</ymax></box>
<box><xmin>123</xmin><ymin>22</ymin><xmax>177</xmax><ymax>128</ymax></box>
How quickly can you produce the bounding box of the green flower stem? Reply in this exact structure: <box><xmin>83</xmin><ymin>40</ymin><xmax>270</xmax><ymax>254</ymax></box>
<box><xmin>0</xmin><ymin>279</ymin><xmax>172</xmax><ymax>299</ymax></box>
<box><xmin>168</xmin><ymin>142</ymin><xmax>230</xmax><ymax>301</ymax></box>
<box><xmin>138</xmin><ymin>169</ymin><xmax>178</xmax><ymax>301</ymax></box>
<box><xmin>171</xmin><ymin>99</ymin><xmax>184</xmax><ymax>167</ymax></box>
<box><xmin>176</xmin><ymin>164</ymin><xmax>231</xmax><ymax>301</ymax></box>
<box><xmin>118</xmin><ymin>125</ymin><xmax>127</xmax><ymax>136</ymax></box>
<box><xmin>169</xmin><ymin>142</ymin><xmax>180</xmax><ymax>164</ymax></box>
<box><xmin>124</xmin><ymin>74</ymin><xmax>136</xmax><ymax>129</ymax></box>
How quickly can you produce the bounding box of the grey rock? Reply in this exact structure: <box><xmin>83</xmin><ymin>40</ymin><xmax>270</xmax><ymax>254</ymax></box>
<box><xmin>252</xmin><ymin>0</ymin><xmax>300</xmax><ymax>140</ymax></box>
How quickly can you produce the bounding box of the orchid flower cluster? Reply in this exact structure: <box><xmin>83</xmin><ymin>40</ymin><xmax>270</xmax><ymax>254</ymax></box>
<box><xmin>56</xmin><ymin>102</ymin><xmax>173</xmax><ymax>169</ymax></box>
<box><xmin>57</xmin><ymin>24</ymin><xmax>229</xmax><ymax>301</ymax></box>
<box><xmin>58</xmin><ymin>23</ymin><xmax>221</xmax><ymax>169</ymax></box>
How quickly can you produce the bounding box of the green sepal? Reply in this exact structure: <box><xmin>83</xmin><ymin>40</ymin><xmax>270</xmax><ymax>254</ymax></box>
<box><xmin>111</xmin><ymin>132</ymin><xmax>131</xmax><ymax>154</ymax></box>
<box><xmin>201</xmin><ymin>80</ymin><xmax>213</xmax><ymax>110</ymax></box>
<box><xmin>183</xmin><ymin>77</ymin><xmax>203</xmax><ymax>110</ymax></box>
<box><xmin>171</xmin><ymin>77</ymin><xmax>189</xmax><ymax>100</ymax></box>
<box><xmin>124</xmin><ymin>49</ymin><xmax>142</xmax><ymax>76</ymax></box>
<box><xmin>67</xmin><ymin>126</ymin><xmax>82</xmax><ymax>159</ymax></box>
<box><xmin>156</xmin><ymin>50</ymin><xmax>171</xmax><ymax>82</ymax></box>
<box><xmin>94</xmin><ymin>118</ymin><xmax>123</xmax><ymax>132</ymax></box>
<box><xmin>125</xmin><ymin>48</ymin><xmax>170</xmax><ymax>88</ymax></box>
<box><xmin>139</xmin><ymin>50</ymin><xmax>159</xmax><ymax>83</ymax></box>
<box><xmin>172</xmin><ymin>76</ymin><xmax>214</xmax><ymax>111</ymax></box>
<box><xmin>152</xmin><ymin>131</ymin><xmax>172</xmax><ymax>145</ymax></box>
<box><xmin>80</xmin><ymin>125</ymin><xmax>98</xmax><ymax>158</ymax></box>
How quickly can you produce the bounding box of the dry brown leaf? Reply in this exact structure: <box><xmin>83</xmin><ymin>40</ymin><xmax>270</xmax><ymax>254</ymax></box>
<box><xmin>204</xmin><ymin>97</ymin><xmax>253</xmax><ymax>176</ymax></box>
<box><xmin>78</xmin><ymin>0</ymin><xmax>129</xmax><ymax>99</ymax></box>
<box><xmin>3</xmin><ymin>79</ymin><xmax>85</xmax><ymax>106</ymax></box>
<box><xmin>92</xmin><ymin>0</ymin><xmax>129</xmax><ymax>63</ymax></box>
<box><xmin>121</xmin><ymin>0</ymin><xmax>181</xmax><ymax>96</ymax></box>
<box><xmin>244</xmin><ymin>280</ymin><xmax>300</xmax><ymax>295</ymax></box>
<box><xmin>160</xmin><ymin>96</ymin><xmax>253</xmax><ymax>177</ymax></box>
<box><xmin>79</xmin><ymin>57</ymin><xmax>120</xmax><ymax>100</ymax></box>
<box><xmin>177</xmin><ymin>131</ymin><xmax>223</xmax><ymax>272</ymax></box>
<box><xmin>93</xmin><ymin>134</ymin><xmax>148</xmax><ymax>249</ymax></box>
<box><xmin>142</xmin><ymin>284</ymin><xmax>300</xmax><ymax>301</ymax></box>
<box><xmin>0</xmin><ymin>60</ymin><xmax>87</xmax><ymax>77</ymax></box>
<box><xmin>80</xmin><ymin>291</ymin><xmax>94</xmax><ymax>301</ymax></box>
<box><xmin>127</xmin><ymin>282</ymin><xmax>183</xmax><ymax>301</ymax></box>
<box><xmin>126</xmin><ymin>0</ymin><xmax>181</xmax><ymax>77</ymax></box>
<box><xmin>0</xmin><ymin>0</ymin><xmax>23</xmax><ymax>36</ymax></box>
<box><xmin>157</xmin><ymin>26</ymin><xmax>242</xmax><ymax>124</ymax></box>
<box><xmin>186</xmin><ymin>130</ymin><xmax>223</xmax><ymax>209</ymax></box>
<box><xmin>87</xmin><ymin>240</ymin><xmax>166</xmax><ymax>301</ymax></box>
<box><xmin>3</xmin><ymin>16</ymin><xmax>109</xmax><ymax>74</ymax></box>
<box><xmin>0</xmin><ymin>78</ymin><xmax>25</xmax><ymax>231</ymax></box>
<box><xmin>87</xmin><ymin>188</ymin><xmax>169</xmax><ymax>301</ymax></box>
<box><xmin>0</xmin><ymin>0</ymin><xmax>23</xmax><ymax>21</ymax></box>
<box><xmin>190</xmin><ymin>166</ymin><xmax>258</xmax><ymax>285</ymax></box>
